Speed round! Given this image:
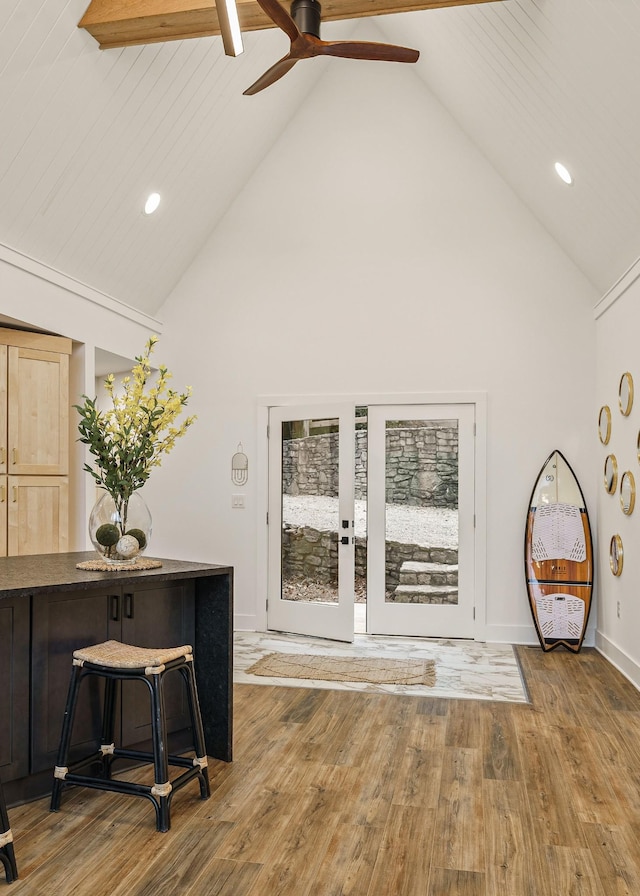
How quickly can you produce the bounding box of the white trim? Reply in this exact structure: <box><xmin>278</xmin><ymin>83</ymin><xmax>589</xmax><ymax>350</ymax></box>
<box><xmin>484</xmin><ymin>623</ymin><xmax>596</xmax><ymax>647</ymax></box>
<box><xmin>255</xmin><ymin>405</ymin><xmax>269</xmax><ymax>633</ymax></box>
<box><xmin>256</xmin><ymin>391</ymin><xmax>488</xmax><ymax>642</ymax></box>
<box><xmin>596</xmin><ymin>629</ymin><xmax>640</xmax><ymax>690</ymax></box>
<box><xmin>0</xmin><ymin>241</ymin><xmax>163</xmax><ymax>330</ymax></box>
<box><xmin>594</xmin><ymin>254</ymin><xmax>640</xmax><ymax>320</ymax></box>
<box><xmin>258</xmin><ymin>390</ymin><xmax>487</xmax><ymax>408</ymax></box>
<box><xmin>235</xmin><ymin>613</ymin><xmax>260</xmax><ymax>631</ymax></box>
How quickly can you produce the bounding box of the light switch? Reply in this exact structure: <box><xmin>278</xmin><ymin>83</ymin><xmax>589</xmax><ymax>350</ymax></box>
<box><xmin>232</xmin><ymin>494</ymin><xmax>245</xmax><ymax>509</ymax></box>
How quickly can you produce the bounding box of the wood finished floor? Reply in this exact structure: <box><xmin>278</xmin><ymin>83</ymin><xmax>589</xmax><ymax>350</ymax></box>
<box><xmin>7</xmin><ymin>646</ymin><xmax>640</xmax><ymax>895</ymax></box>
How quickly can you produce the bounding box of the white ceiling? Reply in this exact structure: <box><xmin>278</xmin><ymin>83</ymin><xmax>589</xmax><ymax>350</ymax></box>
<box><xmin>0</xmin><ymin>0</ymin><xmax>638</xmax><ymax>316</ymax></box>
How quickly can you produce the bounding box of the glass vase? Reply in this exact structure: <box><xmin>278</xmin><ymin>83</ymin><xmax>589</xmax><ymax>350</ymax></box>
<box><xmin>89</xmin><ymin>492</ymin><xmax>152</xmax><ymax>565</ymax></box>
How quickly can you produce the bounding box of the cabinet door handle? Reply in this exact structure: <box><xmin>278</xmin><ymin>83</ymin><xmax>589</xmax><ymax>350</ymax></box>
<box><xmin>12</xmin><ymin>486</ymin><xmax>17</xmax><ymax>503</ymax></box>
<box><xmin>0</xmin><ymin>485</ymin><xmax>4</xmax><ymax>503</ymax></box>
<box><xmin>0</xmin><ymin>446</ymin><xmax>4</xmax><ymax>464</ymax></box>
<box><xmin>110</xmin><ymin>594</ymin><xmax>120</xmax><ymax>622</ymax></box>
<box><xmin>11</xmin><ymin>448</ymin><xmax>17</xmax><ymax>466</ymax></box>
<box><xmin>124</xmin><ymin>593</ymin><xmax>134</xmax><ymax>619</ymax></box>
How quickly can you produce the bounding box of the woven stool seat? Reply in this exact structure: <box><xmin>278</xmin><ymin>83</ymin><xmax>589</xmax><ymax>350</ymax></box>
<box><xmin>50</xmin><ymin>639</ymin><xmax>210</xmax><ymax>833</ymax></box>
<box><xmin>73</xmin><ymin>640</ymin><xmax>193</xmax><ymax>670</ymax></box>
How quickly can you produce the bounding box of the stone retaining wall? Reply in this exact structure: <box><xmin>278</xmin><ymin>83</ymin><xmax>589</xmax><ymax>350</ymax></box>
<box><xmin>282</xmin><ymin>424</ymin><xmax>458</xmax><ymax>508</ymax></box>
<box><xmin>282</xmin><ymin>524</ymin><xmax>458</xmax><ymax>591</ymax></box>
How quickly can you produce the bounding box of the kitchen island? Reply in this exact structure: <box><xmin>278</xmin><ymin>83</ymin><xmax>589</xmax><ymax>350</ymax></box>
<box><xmin>0</xmin><ymin>552</ymin><xmax>233</xmax><ymax>806</ymax></box>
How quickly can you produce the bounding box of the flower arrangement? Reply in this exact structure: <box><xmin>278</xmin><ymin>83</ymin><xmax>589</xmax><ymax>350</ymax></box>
<box><xmin>76</xmin><ymin>335</ymin><xmax>195</xmax><ymax>559</ymax></box>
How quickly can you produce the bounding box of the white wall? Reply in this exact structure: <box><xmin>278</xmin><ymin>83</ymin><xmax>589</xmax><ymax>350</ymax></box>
<box><xmin>151</xmin><ymin>59</ymin><xmax>598</xmax><ymax>640</ymax></box>
<box><xmin>0</xmin><ymin>243</ymin><xmax>161</xmax><ymax>545</ymax></box>
<box><xmin>594</xmin><ymin>260</ymin><xmax>640</xmax><ymax>684</ymax></box>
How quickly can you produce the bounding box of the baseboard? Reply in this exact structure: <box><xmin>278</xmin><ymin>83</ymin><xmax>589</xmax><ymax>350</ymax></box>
<box><xmin>481</xmin><ymin>622</ymin><xmax>596</xmax><ymax>648</ymax></box>
<box><xmin>596</xmin><ymin>630</ymin><xmax>640</xmax><ymax>691</ymax></box>
<box><xmin>234</xmin><ymin>613</ymin><xmax>260</xmax><ymax>632</ymax></box>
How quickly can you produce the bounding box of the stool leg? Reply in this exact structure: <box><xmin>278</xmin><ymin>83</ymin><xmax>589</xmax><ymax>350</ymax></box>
<box><xmin>0</xmin><ymin>780</ymin><xmax>17</xmax><ymax>883</ymax></box>
<box><xmin>148</xmin><ymin>673</ymin><xmax>171</xmax><ymax>833</ymax></box>
<box><xmin>50</xmin><ymin>662</ymin><xmax>84</xmax><ymax>811</ymax></box>
<box><xmin>0</xmin><ymin>845</ymin><xmax>18</xmax><ymax>885</ymax></box>
<box><xmin>180</xmin><ymin>663</ymin><xmax>210</xmax><ymax>799</ymax></box>
<box><xmin>99</xmin><ymin>678</ymin><xmax>118</xmax><ymax>779</ymax></box>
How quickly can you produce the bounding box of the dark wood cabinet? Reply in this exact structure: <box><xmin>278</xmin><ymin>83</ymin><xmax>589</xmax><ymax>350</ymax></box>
<box><xmin>31</xmin><ymin>581</ymin><xmax>195</xmax><ymax>773</ymax></box>
<box><xmin>0</xmin><ymin>598</ymin><xmax>29</xmax><ymax>781</ymax></box>
<box><xmin>31</xmin><ymin>589</ymin><xmax>115</xmax><ymax>773</ymax></box>
<box><xmin>0</xmin><ymin>552</ymin><xmax>233</xmax><ymax>806</ymax></box>
<box><xmin>119</xmin><ymin>582</ymin><xmax>195</xmax><ymax>746</ymax></box>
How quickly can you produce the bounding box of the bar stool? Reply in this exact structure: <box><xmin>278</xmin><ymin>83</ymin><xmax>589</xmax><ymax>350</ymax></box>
<box><xmin>50</xmin><ymin>640</ymin><xmax>210</xmax><ymax>833</ymax></box>
<box><xmin>0</xmin><ymin>776</ymin><xmax>17</xmax><ymax>884</ymax></box>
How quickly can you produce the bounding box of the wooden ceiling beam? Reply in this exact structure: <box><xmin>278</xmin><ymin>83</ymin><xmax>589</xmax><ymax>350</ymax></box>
<box><xmin>79</xmin><ymin>0</ymin><xmax>503</xmax><ymax>48</ymax></box>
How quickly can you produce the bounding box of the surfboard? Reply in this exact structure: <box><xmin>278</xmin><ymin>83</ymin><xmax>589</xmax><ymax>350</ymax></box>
<box><xmin>524</xmin><ymin>450</ymin><xmax>593</xmax><ymax>652</ymax></box>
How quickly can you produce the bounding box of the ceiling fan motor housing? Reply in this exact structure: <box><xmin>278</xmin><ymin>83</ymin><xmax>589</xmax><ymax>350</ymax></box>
<box><xmin>291</xmin><ymin>0</ymin><xmax>322</xmax><ymax>37</ymax></box>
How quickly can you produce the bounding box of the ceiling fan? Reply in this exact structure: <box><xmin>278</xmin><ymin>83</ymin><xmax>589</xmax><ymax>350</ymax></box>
<box><xmin>244</xmin><ymin>0</ymin><xmax>420</xmax><ymax>95</ymax></box>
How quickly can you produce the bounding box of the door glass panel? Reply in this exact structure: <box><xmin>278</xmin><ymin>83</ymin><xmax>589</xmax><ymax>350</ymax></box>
<box><xmin>355</xmin><ymin>407</ymin><xmax>368</xmax><ymax>631</ymax></box>
<box><xmin>384</xmin><ymin>418</ymin><xmax>459</xmax><ymax>606</ymax></box>
<box><xmin>281</xmin><ymin>417</ymin><xmax>340</xmax><ymax>605</ymax></box>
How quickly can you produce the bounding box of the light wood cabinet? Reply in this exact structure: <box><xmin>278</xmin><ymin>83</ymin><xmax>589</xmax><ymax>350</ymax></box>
<box><xmin>7</xmin><ymin>477</ymin><xmax>69</xmax><ymax>556</ymax></box>
<box><xmin>7</xmin><ymin>346</ymin><xmax>69</xmax><ymax>475</ymax></box>
<box><xmin>0</xmin><ymin>328</ymin><xmax>71</xmax><ymax>556</ymax></box>
<box><xmin>0</xmin><ymin>476</ymin><xmax>6</xmax><ymax>559</ymax></box>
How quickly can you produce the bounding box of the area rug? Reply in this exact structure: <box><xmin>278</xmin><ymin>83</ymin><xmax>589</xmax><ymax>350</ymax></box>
<box><xmin>245</xmin><ymin>652</ymin><xmax>437</xmax><ymax>686</ymax></box>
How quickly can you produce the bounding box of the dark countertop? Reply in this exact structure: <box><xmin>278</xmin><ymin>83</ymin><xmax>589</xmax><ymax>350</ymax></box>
<box><xmin>0</xmin><ymin>552</ymin><xmax>232</xmax><ymax>599</ymax></box>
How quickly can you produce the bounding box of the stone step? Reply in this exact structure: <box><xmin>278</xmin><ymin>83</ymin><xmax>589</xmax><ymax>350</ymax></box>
<box><xmin>391</xmin><ymin>584</ymin><xmax>459</xmax><ymax>605</ymax></box>
<box><xmin>399</xmin><ymin>561</ymin><xmax>458</xmax><ymax>587</ymax></box>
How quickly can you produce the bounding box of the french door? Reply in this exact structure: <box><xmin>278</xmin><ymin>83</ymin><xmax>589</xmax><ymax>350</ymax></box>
<box><xmin>267</xmin><ymin>404</ymin><xmax>355</xmax><ymax>642</ymax></box>
<box><xmin>266</xmin><ymin>400</ymin><xmax>478</xmax><ymax>641</ymax></box>
<box><xmin>367</xmin><ymin>404</ymin><xmax>476</xmax><ymax>638</ymax></box>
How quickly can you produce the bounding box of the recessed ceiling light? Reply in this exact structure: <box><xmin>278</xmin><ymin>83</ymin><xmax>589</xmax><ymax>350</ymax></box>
<box><xmin>554</xmin><ymin>162</ymin><xmax>573</xmax><ymax>186</ymax></box>
<box><xmin>144</xmin><ymin>192</ymin><xmax>161</xmax><ymax>215</ymax></box>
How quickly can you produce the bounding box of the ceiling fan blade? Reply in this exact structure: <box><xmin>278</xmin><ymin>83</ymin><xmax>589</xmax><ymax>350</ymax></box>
<box><xmin>318</xmin><ymin>40</ymin><xmax>419</xmax><ymax>64</ymax></box>
<box><xmin>254</xmin><ymin>0</ymin><xmax>300</xmax><ymax>42</ymax></box>
<box><xmin>243</xmin><ymin>56</ymin><xmax>299</xmax><ymax>95</ymax></box>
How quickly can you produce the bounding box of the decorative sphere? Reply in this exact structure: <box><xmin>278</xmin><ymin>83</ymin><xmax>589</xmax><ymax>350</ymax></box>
<box><xmin>95</xmin><ymin>523</ymin><xmax>120</xmax><ymax>547</ymax></box>
<box><xmin>116</xmin><ymin>535</ymin><xmax>140</xmax><ymax>559</ymax></box>
<box><xmin>126</xmin><ymin>528</ymin><xmax>147</xmax><ymax>550</ymax></box>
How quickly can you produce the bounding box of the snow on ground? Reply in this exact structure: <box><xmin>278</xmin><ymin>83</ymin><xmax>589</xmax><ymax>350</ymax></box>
<box><xmin>282</xmin><ymin>495</ymin><xmax>458</xmax><ymax>549</ymax></box>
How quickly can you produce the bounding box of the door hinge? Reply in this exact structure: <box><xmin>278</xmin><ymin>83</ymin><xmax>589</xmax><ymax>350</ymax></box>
<box><xmin>473</xmin><ymin>422</ymin><xmax>476</xmax><ymax>436</ymax></box>
<box><xmin>267</xmin><ymin>425</ymin><xmax>270</xmax><ymax>439</ymax></box>
<box><xmin>473</xmin><ymin>607</ymin><xmax>476</xmax><ymax>620</ymax></box>
<box><xmin>473</xmin><ymin>513</ymin><xmax>476</xmax><ymax>528</ymax></box>
<box><xmin>266</xmin><ymin>511</ymin><xmax>269</xmax><ymax>525</ymax></box>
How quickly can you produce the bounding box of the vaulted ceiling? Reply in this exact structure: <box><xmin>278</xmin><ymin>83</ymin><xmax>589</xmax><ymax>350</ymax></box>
<box><xmin>0</xmin><ymin>0</ymin><xmax>638</xmax><ymax>316</ymax></box>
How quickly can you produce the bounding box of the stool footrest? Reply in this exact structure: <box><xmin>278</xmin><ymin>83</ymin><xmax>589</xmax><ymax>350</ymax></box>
<box><xmin>60</xmin><ymin>766</ymin><xmax>205</xmax><ymax>800</ymax></box>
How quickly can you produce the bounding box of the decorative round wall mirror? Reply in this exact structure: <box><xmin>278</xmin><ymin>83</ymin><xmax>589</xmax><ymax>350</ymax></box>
<box><xmin>619</xmin><ymin>372</ymin><xmax>634</xmax><ymax>416</ymax></box>
<box><xmin>610</xmin><ymin>534</ymin><xmax>624</xmax><ymax>576</ymax></box>
<box><xmin>604</xmin><ymin>454</ymin><xmax>618</xmax><ymax>494</ymax></box>
<box><xmin>598</xmin><ymin>405</ymin><xmax>612</xmax><ymax>444</ymax></box>
<box><xmin>621</xmin><ymin>471</ymin><xmax>636</xmax><ymax>515</ymax></box>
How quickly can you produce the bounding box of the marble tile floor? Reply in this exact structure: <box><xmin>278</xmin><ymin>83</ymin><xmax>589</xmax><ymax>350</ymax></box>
<box><xmin>234</xmin><ymin>629</ymin><xmax>529</xmax><ymax>703</ymax></box>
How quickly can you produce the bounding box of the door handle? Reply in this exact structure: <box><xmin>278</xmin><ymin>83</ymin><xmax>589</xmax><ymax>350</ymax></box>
<box><xmin>124</xmin><ymin>593</ymin><xmax>134</xmax><ymax>619</ymax></box>
<box><xmin>110</xmin><ymin>594</ymin><xmax>120</xmax><ymax>622</ymax></box>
